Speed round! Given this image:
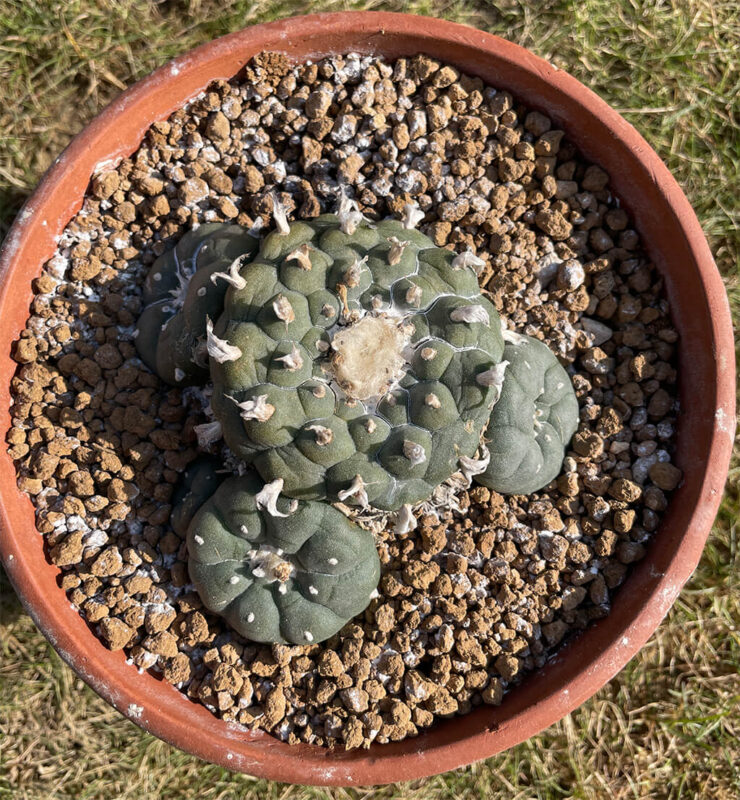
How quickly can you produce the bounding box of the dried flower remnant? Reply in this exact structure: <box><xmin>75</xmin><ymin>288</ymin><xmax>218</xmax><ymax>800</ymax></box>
<box><xmin>210</xmin><ymin>256</ymin><xmax>248</xmax><ymax>290</ymax></box>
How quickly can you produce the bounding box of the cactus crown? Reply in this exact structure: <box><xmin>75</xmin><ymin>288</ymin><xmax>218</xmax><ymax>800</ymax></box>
<box><xmin>209</xmin><ymin>208</ymin><xmax>505</xmax><ymax>511</ymax></box>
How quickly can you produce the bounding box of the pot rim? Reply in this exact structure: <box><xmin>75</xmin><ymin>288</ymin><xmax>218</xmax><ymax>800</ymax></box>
<box><xmin>0</xmin><ymin>11</ymin><xmax>735</xmax><ymax>787</ymax></box>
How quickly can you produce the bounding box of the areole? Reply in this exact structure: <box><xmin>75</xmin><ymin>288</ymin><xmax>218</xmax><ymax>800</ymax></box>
<box><xmin>0</xmin><ymin>12</ymin><xmax>734</xmax><ymax>787</ymax></box>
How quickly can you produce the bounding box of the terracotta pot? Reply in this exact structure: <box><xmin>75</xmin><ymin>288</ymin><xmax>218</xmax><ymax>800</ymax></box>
<box><xmin>0</xmin><ymin>11</ymin><xmax>734</xmax><ymax>787</ymax></box>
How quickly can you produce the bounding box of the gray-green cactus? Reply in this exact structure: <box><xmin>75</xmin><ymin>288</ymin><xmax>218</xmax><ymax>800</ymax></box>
<box><xmin>476</xmin><ymin>332</ymin><xmax>579</xmax><ymax>495</ymax></box>
<box><xmin>170</xmin><ymin>456</ymin><xmax>224</xmax><ymax>537</ymax></box>
<box><xmin>186</xmin><ymin>472</ymin><xmax>380</xmax><ymax>644</ymax></box>
<box><xmin>136</xmin><ymin>223</ymin><xmax>258</xmax><ymax>385</ymax></box>
<box><xmin>208</xmin><ymin>211</ymin><xmax>505</xmax><ymax>511</ymax></box>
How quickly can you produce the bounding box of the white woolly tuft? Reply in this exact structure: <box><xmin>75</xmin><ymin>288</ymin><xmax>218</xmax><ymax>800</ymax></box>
<box><xmin>255</xmin><ymin>478</ymin><xmax>290</xmax><ymax>518</ymax></box>
<box><xmin>401</xmin><ymin>203</ymin><xmax>424</xmax><ymax>229</ymax></box>
<box><xmin>194</xmin><ymin>420</ymin><xmax>223</xmax><ymax>447</ymax></box>
<box><xmin>476</xmin><ymin>360</ymin><xmax>509</xmax><ymax>405</ymax></box>
<box><xmin>337</xmin><ymin>474</ymin><xmax>370</xmax><ymax>508</ymax></box>
<box><xmin>394</xmin><ymin>504</ymin><xmax>418</xmax><ymax>534</ymax></box>
<box><xmin>168</xmin><ymin>270</ymin><xmax>190</xmax><ymax>309</ymax></box>
<box><xmin>206</xmin><ymin>317</ymin><xmax>242</xmax><ymax>363</ymax></box>
<box><xmin>534</xmin><ymin>407</ymin><xmax>545</xmax><ymax>431</ymax></box>
<box><xmin>450</xmin><ymin>304</ymin><xmax>490</xmax><ymax>326</ymax></box>
<box><xmin>230</xmin><ymin>393</ymin><xmax>275</xmax><ymax>422</ymax></box>
<box><xmin>452</xmin><ymin>250</ymin><xmax>486</xmax><ymax>274</ymax></box>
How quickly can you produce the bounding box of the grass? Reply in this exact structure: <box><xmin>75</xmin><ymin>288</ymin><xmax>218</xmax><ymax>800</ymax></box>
<box><xmin>0</xmin><ymin>1</ymin><xmax>737</xmax><ymax>797</ymax></box>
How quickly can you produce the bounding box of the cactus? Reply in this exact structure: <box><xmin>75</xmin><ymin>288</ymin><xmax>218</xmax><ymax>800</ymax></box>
<box><xmin>209</xmin><ymin>211</ymin><xmax>505</xmax><ymax>511</ymax></box>
<box><xmin>185</xmin><ymin>471</ymin><xmax>380</xmax><ymax>644</ymax></box>
<box><xmin>475</xmin><ymin>332</ymin><xmax>579</xmax><ymax>495</ymax></box>
<box><xmin>136</xmin><ymin>223</ymin><xmax>258</xmax><ymax>385</ymax></box>
<box><xmin>170</xmin><ymin>456</ymin><xmax>224</xmax><ymax>537</ymax></box>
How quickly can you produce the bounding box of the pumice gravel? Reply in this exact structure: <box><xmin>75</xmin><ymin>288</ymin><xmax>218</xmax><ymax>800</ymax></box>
<box><xmin>9</xmin><ymin>50</ymin><xmax>682</xmax><ymax>749</ymax></box>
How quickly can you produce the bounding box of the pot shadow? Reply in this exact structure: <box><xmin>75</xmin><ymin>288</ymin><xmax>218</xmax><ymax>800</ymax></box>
<box><xmin>0</xmin><ymin>181</ymin><xmax>26</xmax><ymax>627</ymax></box>
<box><xmin>0</xmin><ymin>564</ymin><xmax>26</xmax><ymax>625</ymax></box>
<box><xmin>0</xmin><ymin>185</ymin><xmax>30</xmax><ymax>245</ymax></box>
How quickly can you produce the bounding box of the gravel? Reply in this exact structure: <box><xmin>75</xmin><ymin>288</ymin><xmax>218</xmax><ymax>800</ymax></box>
<box><xmin>8</xmin><ymin>50</ymin><xmax>682</xmax><ymax>749</ymax></box>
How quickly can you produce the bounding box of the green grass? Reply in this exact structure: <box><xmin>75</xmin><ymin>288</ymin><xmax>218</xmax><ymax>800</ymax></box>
<box><xmin>0</xmin><ymin>1</ymin><xmax>738</xmax><ymax>798</ymax></box>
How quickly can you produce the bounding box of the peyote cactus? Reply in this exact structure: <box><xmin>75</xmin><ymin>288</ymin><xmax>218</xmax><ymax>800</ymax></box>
<box><xmin>143</xmin><ymin>210</ymin><xmax>582</xmax><ymax>648</ymax></box>
<box><xmin>475</xmin><ymin>332</ymin><xmax>579</xmax><ymax>495</ymax></box>
<box><xmin>208</xmin><ymin>210</ymin><xmax>505</xmax><ymax>511</ymax></box>
<box><xmin>170</xmin><ymin>455</ymin><xmax>224</xmax><ymax>537</ymax></box>
<box><xmin>136</xmin><ymin>223</ymin><xmax>258</xmax><ymax>385</ymax></box>
<box><xmin>185</xmin><ymin>471</ymin><xmax>380</xmax><ymax>645</ymax></box>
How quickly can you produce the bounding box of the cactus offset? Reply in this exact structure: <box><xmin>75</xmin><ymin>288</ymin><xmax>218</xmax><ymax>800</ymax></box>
<box><xmin>476</xmin><ymin>332</ymin><xmax>579</xmax><ymax>495</ymax></box>
<box><xmin>170</xmin><ymin>456</ymin><xmax>224</xmax><ymax>537</ymax></box>
<box><xmin>208</xmin><ymin>211</ymin><xmax>505</xmax><ymax>510</ymax></box>
<box><xmin>136</xmin><ymin>223</ymin><xmax>257</xmax><ymax>385</ymax></box>
<box><xmin>185</xmin><ymin>472</ymin><xmax>380</xmax><ymax>644</ymax></box>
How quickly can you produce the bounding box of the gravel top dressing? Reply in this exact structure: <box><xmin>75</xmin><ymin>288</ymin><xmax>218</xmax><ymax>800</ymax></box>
<box><xmin>9</xmin><ymin>51</ymin><xmax>683</xmax><ymax>749</ymax></box>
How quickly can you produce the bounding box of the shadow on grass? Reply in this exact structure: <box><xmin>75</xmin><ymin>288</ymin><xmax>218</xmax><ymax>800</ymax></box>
<box><xmin>0</xmin><ymin>186</ymin><xmax>30</xmax><ymax>624</ymax></box>
<box><xmin>0</xmin><ymin>186</ymin><xmax>30</xmax><ymax>244</ymax></box>
<box><xmin>0</xmin><ymin>563</ymin><xmax>26</xmax><ymax>625</ymax></box>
